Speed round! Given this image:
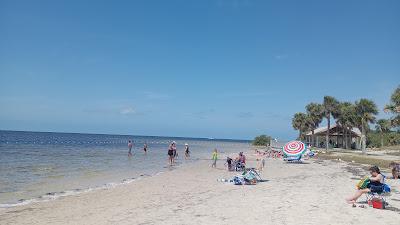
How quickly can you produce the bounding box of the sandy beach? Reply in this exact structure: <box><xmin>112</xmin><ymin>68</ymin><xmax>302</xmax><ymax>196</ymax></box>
<box><xmin>1</xmin><ymin>151</ymin><xmax>399</xmax><ymax>225</ymax></box>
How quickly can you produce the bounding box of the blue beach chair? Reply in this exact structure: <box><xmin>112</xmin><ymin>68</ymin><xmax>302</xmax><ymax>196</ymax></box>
<box><xmin>283</xmin><ymin>154</ymin><xmax>302</xmax><ymax>163</ymax></box>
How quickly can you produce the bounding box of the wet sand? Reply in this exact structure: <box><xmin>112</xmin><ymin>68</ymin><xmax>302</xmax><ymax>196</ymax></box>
<box><xmin>1</xmin><ymin>154</ymin><xmax>399</xmax><ymax>225</ymax></box>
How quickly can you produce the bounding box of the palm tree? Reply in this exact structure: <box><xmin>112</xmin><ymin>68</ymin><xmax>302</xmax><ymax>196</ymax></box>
<box><xmin>336</xmin><ymin>102</ymin><xmax>353</xmax><ymax>148</ymax></box>
<box><xmin>355</xmin><ymin>99</ymin><xmax>378</xmax><ymax>154</ymax></box>
<box><xmin>375</xmin><ymin>119</ymin><xmax>391</xmax><ymax>148</ymax></box>
<box><xmin>306</xmin><ymin>103</ymin><xmax>323</xmax><ymax>147</ymax></box>
<box><xmin>322</xmin><ymin>96</ymin><xmax>339</xmax><ymax>150</ymax></box>
<box><xmin>341</xmin><ymin>103</ymin><xmax>357</xmax><ymax>149</ymax></box>
<box><xmin>292</xmin><ymin>112</ymin><xmax>308</xmax><ymax>140</ymax></box>
<box><xmin>384</xmin><ymin>86</ymin><xmax>400</xmax><ymax>127</ymax></box>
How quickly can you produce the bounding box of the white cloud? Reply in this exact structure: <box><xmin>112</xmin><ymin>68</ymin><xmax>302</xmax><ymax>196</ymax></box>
<box><xmin>120</xmin><ymin>107</ymin><xmax>135</xmax><ymax>115</ymax></box>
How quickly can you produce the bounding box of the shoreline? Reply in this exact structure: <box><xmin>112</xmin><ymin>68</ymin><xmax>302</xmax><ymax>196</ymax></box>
<box><xmin>1</xmin><ymin>153</ymin><xmax>399</xmax><ymax>225</ymax></box>
<box><xmin>0</xmin><ymin>158</ymin><xmax>202</xmax><ymax>209</ymax></box>
<box><xmin>0</xmin><ymin>169</ymin><xmax>166</xmax><ymax>209</ymax></box>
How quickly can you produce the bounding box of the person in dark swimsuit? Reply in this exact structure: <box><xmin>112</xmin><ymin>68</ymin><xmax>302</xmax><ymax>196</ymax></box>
<box><xmin>143</xmin><ymin>143</ymin><xmax>147</xmax><ymax>155</ymax></box>
<box><xmin>184</xmin><ymin>143</ymin><xmax>190</xmax><ymax>159</ymax></box>
<box><xmin>168</xmin><ymin>143</ymin><xmax>174</xmax><ymax>165</ymax></box>
<box><xmin>346</xmin><ymin>166</ymin><xmax>384</xmax><ymax>204</ymax></box>
<box><xmin>171</xmin><ymin>141</ymin><xmax>177</xmax><ymax>163</ymax></box>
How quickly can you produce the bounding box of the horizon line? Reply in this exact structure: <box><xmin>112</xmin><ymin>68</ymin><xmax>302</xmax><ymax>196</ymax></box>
<box><xmin>0</xmin><ymin>129</ymin><xmax>252</xmax><ymax>142</ymax></box>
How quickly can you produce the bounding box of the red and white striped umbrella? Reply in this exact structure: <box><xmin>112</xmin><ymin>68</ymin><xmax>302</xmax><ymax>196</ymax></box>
<box><xmin>283</xmin><ymin>141</ymin><xmax>307</xmax><ymax>157</ymax></box>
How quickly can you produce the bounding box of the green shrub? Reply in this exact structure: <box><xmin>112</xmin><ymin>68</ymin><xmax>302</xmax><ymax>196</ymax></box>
<box><xmin>367</xmin><ymin>131</ymin><xmax>400</xmax><ymax>148</ymax></box>
<box><xmin>252</xmin><ymin>135</ymin><xmax>271</xmax><ymax>146</ymax></box>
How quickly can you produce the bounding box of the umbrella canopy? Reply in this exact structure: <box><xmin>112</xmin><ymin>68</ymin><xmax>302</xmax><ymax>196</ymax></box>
<box><xmin>283</xmin><ymin>141</ymin><xmax>307</xmax><ymax>157</ymax></box>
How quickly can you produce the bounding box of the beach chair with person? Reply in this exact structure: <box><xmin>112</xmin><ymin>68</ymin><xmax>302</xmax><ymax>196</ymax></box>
<box><xmin>346</xmin><ymin>166</ymin><xmax>391</xmax><ymax>209</ymax></box>
<box><xmin>234</xmin><ymin>160</ymin><xmax>245</xmax><ymax>171</ymax></box>
<box><xmin>365</xmin><ymin>174</ymin><xmax>391</xmax><ymax>209</ymax></box>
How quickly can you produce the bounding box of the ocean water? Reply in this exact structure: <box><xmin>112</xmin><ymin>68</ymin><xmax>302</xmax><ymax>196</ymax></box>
<box><xmin>0</xmin><ymin>130</ymin><xmax>250</xmax><ymax>207</ymax></box>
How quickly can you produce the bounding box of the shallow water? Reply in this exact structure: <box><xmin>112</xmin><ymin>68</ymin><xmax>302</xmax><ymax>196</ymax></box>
<box><xmin>0</xmin><ymin>130</ymin><xmax>250</xmax><ymax>207</ymax></box>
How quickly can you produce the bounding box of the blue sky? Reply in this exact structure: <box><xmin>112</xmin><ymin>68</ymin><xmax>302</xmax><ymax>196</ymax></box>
<box><xmin>0</xmin><ymin>0</ymin><xmax>399</xmax><ymax>140</ymax></box>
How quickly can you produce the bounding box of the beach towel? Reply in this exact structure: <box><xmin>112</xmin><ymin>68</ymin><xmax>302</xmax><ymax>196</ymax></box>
<box><xmin>243</xmin><ymin>171</ymin><xmax>256</xmax><ymax>180</ymax></box>
<box><xmin>233</xmin><ymin>176</ymin><xmax>244</xmax><ymax>185</ymax></box>
<box><xmin>357</xmin><ymin>176</ymin><xmax>370</xmax><ymax>189</ymax></box>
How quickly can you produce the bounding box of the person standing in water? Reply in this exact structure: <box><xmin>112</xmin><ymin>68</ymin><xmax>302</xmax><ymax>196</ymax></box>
<box><xmin>128</xmin><ymin>140</ymin><xmax>133</xmax><ymax>156</ymax></box>
<box><xmin>172</xmin><ymin>141</ymin><xmax>177</xmax><ymax>163</ymax></box>
<box><xmin>184</xmin><ymin>143</ymin><xmax>190</xmax><ymax>159</ymax></box>
<box><xmin>143</xmin><ymin>143</ymin><xmax>148</xmax><ymax>155</ymax></box>
<box><xmin>168</xmin><ymin>143</ymin><xmax>174</xmax><ymax>165</ymax></box>
<box><xmin>211</xmin><ymin>149</ymin><xmax>218</xmax><ymax>168</ymax></box>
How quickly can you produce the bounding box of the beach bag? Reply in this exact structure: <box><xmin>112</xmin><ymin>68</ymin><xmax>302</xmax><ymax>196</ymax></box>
<box><xmin>383</xmin><ymin>184</ymin><xmax>391</xmax><ymax>193</ymax></box>
<box><xmin>356</xmin><ymin>177</ymin><xmax>370</xmax><ymax>189</ymax></box>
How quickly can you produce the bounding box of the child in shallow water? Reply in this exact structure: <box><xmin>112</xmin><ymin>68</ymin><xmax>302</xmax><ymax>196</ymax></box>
<box><xmin>211</xmin><ymin>149</ymin><xmax>218</xmax><ymax>168</ymax></box>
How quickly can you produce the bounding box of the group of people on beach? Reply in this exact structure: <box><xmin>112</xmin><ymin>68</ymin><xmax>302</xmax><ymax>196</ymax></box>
<box><xmin>168</xmin><ymin>141</ymin><xmax>190</xmax><ymax>166</ymax></box>
<box><xmin>167</xmin><ymin>141</ymin><xmax>190</xmax><ymax>165</ymax></box>
<box><xmin>127</xmin><ymin>140</ymin><xmax>191</xmax><ymax>165</ymax></box>
<box><xmin>223</xmin><ymin>152</ymin><xmax>251</xmax><ymax>171</ymax></box>
<box><xmin>127</xmin><ymin>139</ymin><xmax>398</xmax><ymax>209</ymax></box>
<box><xmin>127</xmin><ymin>140</ymin><xmax>147</xmax><ymax>156</ymax></box>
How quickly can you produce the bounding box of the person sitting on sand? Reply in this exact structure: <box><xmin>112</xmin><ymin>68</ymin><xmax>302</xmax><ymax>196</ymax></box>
<box><xmin>346</xmin><ymin>165</ymin><xmax>384</xmax><ymax>204</ymax></box>
<box><xmin>389</xmin><ymin>161</ymin><xmax>400</xmax><ymax>179</ymax></box>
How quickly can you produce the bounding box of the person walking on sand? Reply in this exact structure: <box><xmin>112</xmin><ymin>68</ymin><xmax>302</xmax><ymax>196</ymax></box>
<box><xmin>256</xmin><ymin>152</ymin><xmax>265</xmax><ymax>171</ymax></box>
<box><xmin>168</xmin><ymin>143</ymin><xmax>174</xmax><ymax>165</ymax></box>
<box><xmin>128</xmin><ymin>140</ymin><xmax>133</xmax><ymax>156</ymax></box>
<box><xmin>184</xmin><ymin>143</ymin><xmax>190</xmax><ymax>159</ymax></box>
<box><xmin>143</xmin><ymin>143</ymin><xmax>148</xmax><ymax>155</ymax></box>
<box><xmin>211</xmin><ymin>149</ymin><xmax>218</xmax><ymax>168</ymax></box>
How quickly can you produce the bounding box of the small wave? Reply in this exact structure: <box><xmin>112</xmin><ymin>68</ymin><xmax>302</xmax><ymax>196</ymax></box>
<box><xmin>0</xmin><ymin>171</ymin><xmax>163</xmax><ymax>209</ymax></box>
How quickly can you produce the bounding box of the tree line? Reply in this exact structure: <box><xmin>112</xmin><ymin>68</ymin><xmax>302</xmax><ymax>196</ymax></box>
<box><xmin>292</xmin><ymin>86</ymin><xmax>400</xmax><ymax>153</ymax></box>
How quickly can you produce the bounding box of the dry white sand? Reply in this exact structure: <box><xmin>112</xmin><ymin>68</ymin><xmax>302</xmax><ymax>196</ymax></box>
<box><xmin>1</xmin><ymin>154</ymin><xmax>400</xmax><ymax>225</ymax></box>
